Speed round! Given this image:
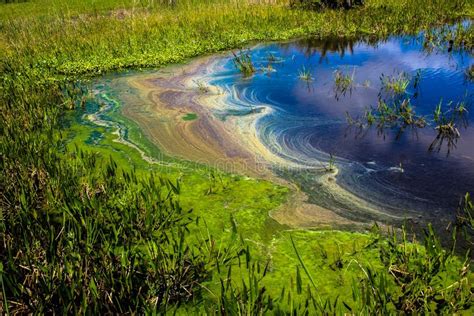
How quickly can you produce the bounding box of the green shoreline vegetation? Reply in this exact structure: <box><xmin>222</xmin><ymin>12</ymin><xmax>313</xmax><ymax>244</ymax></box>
<box><xmin>1</xmin><ymin>0</ymin><xmax>473</xmax><ymax>314</ymax></box>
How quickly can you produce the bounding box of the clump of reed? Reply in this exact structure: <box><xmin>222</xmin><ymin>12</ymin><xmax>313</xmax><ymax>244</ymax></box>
<box><xmin>334</xmin><ymin>68</ymin><xmax>355</xmax><ymax>99</ymax></box>
<box><xmin>298</xmin><ymin>65</ymin><xmax>313</xmax><ymax>81</ymax></box>
<box><xmin>429</xmin><ymin>100</ymin><xmax>467</xmax><ymax>154</ymax></box>
<box><xmin>380</xmin><ymin>72</ymin><xmax>410</xmax><ymax>96</ymax></box>
<box><xmin>232</xmin><ymin>51</ymin><xmax>256</xmax><ymax>76</ymax></box>
<box><xmin>348</xmin><ymin>98</ymin><xmax>426</xmax><ymax>134</ymax></box>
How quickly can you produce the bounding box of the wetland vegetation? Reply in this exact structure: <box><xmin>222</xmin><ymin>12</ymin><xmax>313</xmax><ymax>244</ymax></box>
<box><xmin>1</xmin><ymin>0</ymin><xmax>473</xmax><ymax>314</ymax></box>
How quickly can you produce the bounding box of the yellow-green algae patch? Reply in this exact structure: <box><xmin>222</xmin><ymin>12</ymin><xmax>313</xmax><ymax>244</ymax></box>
<box><xmin>65</xmin><ymin>79</ymin><xmax>388</xmax><ymax>305</ymax></box>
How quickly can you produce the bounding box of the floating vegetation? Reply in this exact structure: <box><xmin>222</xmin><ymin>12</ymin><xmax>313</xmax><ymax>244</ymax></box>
<box><xmin>182</xmin><ymin>112</ymin><xmax>198</xmax><ymax>121</ymax></box>
<box><xmin>232</xmin><ymin>51</ymin><xmax>255</xmax><ymax>76</ymax></box>
<box><xmin>334</xmin><ymin>68</ymin><xmax>355</xmax><ymax>99</ymax></box>
<box><xmin>298</xmin><ymin>65</ymin><xmax>313</xmax><ymax>81</ymax></box>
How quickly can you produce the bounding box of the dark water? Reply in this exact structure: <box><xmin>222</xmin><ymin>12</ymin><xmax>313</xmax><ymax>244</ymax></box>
<box><xmin>208</xmin><ymin>35</ymin><xmax>473</xmax><ymax>223</ymax></box>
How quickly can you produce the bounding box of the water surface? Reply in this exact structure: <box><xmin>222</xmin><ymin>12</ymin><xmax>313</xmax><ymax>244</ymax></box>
<box><xmin>204</xmin><ymin>35</ymin><xmax>473</xmax><ymax>224</ymax></box>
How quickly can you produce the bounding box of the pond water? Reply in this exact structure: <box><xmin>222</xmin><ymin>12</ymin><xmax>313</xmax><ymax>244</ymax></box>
<box><xmin>84</xmin><ymin>28</ymin><xmax>473</xmax><ymax>229</ymax></box>
<box><xmin>204</xmin><ymin>35</ymin><xmax>473</xmax><ymax>224</ymax></box>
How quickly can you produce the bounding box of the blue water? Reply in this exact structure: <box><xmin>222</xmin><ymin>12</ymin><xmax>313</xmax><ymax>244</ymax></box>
<box><xmin>208</xmin><ymin>36</ymin><xmax>473</xmax><ymax>223</ymax></box>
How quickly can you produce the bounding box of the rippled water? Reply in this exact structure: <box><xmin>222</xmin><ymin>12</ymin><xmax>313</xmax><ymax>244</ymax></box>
<box><xmin>207</xmin><ymin>36</ymin><xmax>473</xmax><ymax>223</ymax></box>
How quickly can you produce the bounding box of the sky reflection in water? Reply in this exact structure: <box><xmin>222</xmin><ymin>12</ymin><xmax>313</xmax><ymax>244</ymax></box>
<box><xmin>209</xmin><ymin>36</ymin><xmax>473</xmax><ymax>221</ymax></box>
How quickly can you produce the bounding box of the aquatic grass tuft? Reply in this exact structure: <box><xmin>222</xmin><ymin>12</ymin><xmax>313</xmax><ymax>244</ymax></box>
<box><xmin>380</xmin><ymin>72</ymin><xmax>410</xmax><ymax>96</ymax></box>
<box><xmin>334</xmin><ymin>68</ymin><xmax>355</xmax><ymax>99</ymax></box>
<box><xmin>298</xmin><ymin>65</ymin><xmax>313</xmax><ymax>81</ymax></box>
<box><xmin>232</xmin><ymin>51</ymin><xmax>255</xmax><ymax>76</ymax></box>
<box><xmin>352</xmin><ymin>98</ymin><xmax>426</xmax><ymax>134</ymax></box>
<box><xmin>429</xmin><ymin>100</ymin><xmax>468</xmax><ymax>154</ymax></box>
<box><xmin>430</xmin><ymin>120</ymin><xmax>461</xmax><ymax>153</ymax></box>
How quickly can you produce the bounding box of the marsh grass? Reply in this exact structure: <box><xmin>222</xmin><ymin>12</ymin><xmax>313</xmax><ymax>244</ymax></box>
<box><xmin>454</xmin><ymin>193</ymin><xmax>474</xmax><ymax>246</ymax></box>
<box><xmin>289</xmin><ymin>224</ymin><xmax>473</xmax><ymax>314</ymax></box>
<box><xmin>429</xmin><ymin>100</ymin><xmax>469</xmax><ymax>154</ymax></box>
<box><xmin>298</xmin><ymin>65</ymin><xmax>313</xmax><ymax>81</ymax></box>
<box><xmin>380</xmin><ymin>72</ymin><xmax>411</xmax><ymax>96</ymax></box>
<box><xmin>423</xmin><ymin>22</ymin><xmax>474</xmax><ymax>54</ymax></box>
<box><xmin>334</xmin><ymin>68</ymin><xmax>355</xmax><ymax>99</ymax></box>
<box><xmin>350</xmin><ymin>98</ymin><xmax>426</xmax><ymax>136</ymax></box>
<box><xmin>232</xmin><ymin>51</ymin><xmax>256</xmax><ymax>76</ymax></box>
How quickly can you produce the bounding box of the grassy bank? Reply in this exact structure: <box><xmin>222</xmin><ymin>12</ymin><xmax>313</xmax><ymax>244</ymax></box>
<box><xmin>1</xmin><ymin>0</ymin><xmax>473</xmax><ymax>314</ymax></box>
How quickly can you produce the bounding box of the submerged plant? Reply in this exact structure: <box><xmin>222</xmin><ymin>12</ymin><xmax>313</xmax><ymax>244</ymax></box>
<box><xmin>232</xmin><ymin>51</ymin><xmax>256</xmax><ymax>76</ymax></box>
<box><xmin>434</xmin><ymin>101</ymin><xmax>443</xmax><ymax>123</ymax></box>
